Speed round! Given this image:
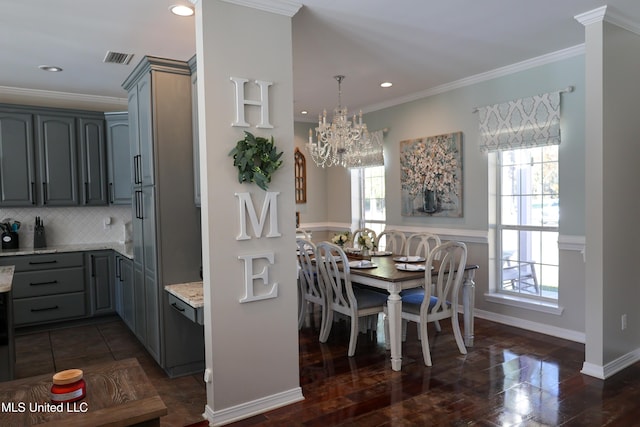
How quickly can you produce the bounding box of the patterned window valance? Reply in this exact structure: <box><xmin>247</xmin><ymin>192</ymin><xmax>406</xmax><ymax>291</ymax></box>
<box><xmin>346</xmin><ymin>129</ymin><xmax>385</xmax><ymax>168</ymax></box>
<box><xmin>477</xmin><ymin>91</ymin><xmax>561</xmax><ymax>152</ymax></box>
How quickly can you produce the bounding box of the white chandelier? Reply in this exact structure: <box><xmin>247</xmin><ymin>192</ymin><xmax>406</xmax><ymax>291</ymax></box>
<box><xmin>307</xmin><ymin>75</ymin><xmax>370</xmax><ymax>168</ymax></box>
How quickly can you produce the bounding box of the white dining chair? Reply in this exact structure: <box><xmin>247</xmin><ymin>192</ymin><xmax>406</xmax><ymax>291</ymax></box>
<box><xmin>386</xmin><ymin>241</ymin><xmax>468</xmax><ymax>366</ymax></box>
<box><xmin>375</xmin><ymin>229</ymin><xmax>406</xmax><ymax>254</ymax></box>
<box><xmin>352</xmin><ymin>228</ymin><xmax>377</xmax><ymax>250</ymax></box>
<box><xmin>296</xmin><ymin>228</ymin><xmax>312</xmax><ymax>240</ymax></box>
<box><xmin>405</xmin><ymin>231</ymin><xmax>442</xmax><ymax>259</ymax></box>
<box><xmin>296</xmin><ymin>238</ymin><xmax>327</xmax><ymax>337</ymax></box>
<box><xmin>316</xmin><ymin>241</ymin><xmax>388</xmax><ymax>357</ymax></box>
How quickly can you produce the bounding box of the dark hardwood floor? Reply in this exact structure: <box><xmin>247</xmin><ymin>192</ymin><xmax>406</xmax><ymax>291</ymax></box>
<box><xmin>229</xmin><ymin>313</ymin><xmax>640</xmax><ymax>427</ymax></box>
<box><xmin>11</xmin><ymin>313</ymin><xmax>640</xmax><ymax>426</ymax></box>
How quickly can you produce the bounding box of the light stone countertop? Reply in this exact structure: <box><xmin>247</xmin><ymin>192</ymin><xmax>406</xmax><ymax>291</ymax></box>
<box><xmin>0</xmin><ymin>265</ymin><xmax>15</xmax><ymax>293</ymax></box>
<box><xmin>165</xmin><ymin>281</ymin><xmax>204</xmax><ymax>308</ymax></box>
<box><xmin>0</xmin><ymin>242</ymin><xmax>133</xmax><ymax>259</ymax></box>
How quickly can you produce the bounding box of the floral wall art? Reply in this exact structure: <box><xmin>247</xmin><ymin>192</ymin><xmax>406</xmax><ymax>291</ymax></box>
<box><xmin>400</xmin><ymin>132</ymin><xmax>463</xmax><ymax>217</ymax></box>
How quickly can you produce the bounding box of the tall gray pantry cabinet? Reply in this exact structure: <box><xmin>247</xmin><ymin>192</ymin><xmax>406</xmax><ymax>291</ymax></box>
<box><xmin>122</xmin><ymin>56</ymin><xmax>204</xmax><ymax>377</ymax></box>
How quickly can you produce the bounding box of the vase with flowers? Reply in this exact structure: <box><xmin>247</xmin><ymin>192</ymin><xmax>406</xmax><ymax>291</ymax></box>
<box><xmin>331</xmin><ymin>231</ymin><xmax>351</xmax><ymax>248</ymax></box>
<box><xmin>357</xmin><ymin>234</ymin><xmax>374</xmax><ymax>257</ymax></box>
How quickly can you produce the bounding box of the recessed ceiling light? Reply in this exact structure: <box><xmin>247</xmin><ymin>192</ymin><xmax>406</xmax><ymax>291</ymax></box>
<box><xmin>169</xmin><ymin>4</ymin><xmax>194</xmax><ymax>16</ymax></box>
<box><xmin>380</xmin><ymin>82</ymin><xmax>393</xmax><ymax>88</ymax></box>
<box><xmin>301</xmin><ymin>110</ymin><xmax>308</xmax><ymax>115</ymax></box>
<box><xmin>38</xmin><ymin>65</ymin><xmax>63</xmax><ymax>72</ymax></box>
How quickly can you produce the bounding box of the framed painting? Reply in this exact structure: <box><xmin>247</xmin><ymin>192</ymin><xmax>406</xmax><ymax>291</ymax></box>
<box><xmin>400</xmin><ymin>132</ymin><xmax>463</xmax><ymax>217</ymax></box>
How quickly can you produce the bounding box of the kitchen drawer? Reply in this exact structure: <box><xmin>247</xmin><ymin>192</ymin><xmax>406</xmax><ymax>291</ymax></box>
<box><xmin>13</xmin><ymin>292</ymin><xmax>86</xmax><ymax>326</ymax></box>
<box><xmin>167</xmin><ymin>293</ymin><xmax>202</xmax><ymax>325</ymax></box>
<box><xmin>12</xmin><ymin>267</ymin><xmax>85</xmax><ymax>298</ymax></box>
<box><xmin>2</xmin><ymin>252</ymin><xmax>84</xmax><ymax>272</ymax></box>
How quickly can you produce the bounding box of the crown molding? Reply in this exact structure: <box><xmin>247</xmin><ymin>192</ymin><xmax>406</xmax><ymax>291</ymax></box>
<box><xmin>0</xmin><ymin>85</ymin><xmax>127</xmax><ymax>110</ymax></box>
<box><xmin>361</xmin><ymin>44</ymin><xmax>585</xmax><ymax>115</ymax></box>
<box><xmin>220</xmin><ymin>0</ymin><xmax>302</xmax><ymax>17</ymax></box>
<box><xmin>575</xmin><ymin>5</ymin><xmax>640</xmax><ymax>36</ymax></box>
<box><xmin>574</xmin><ymin>5</ymin><xmax>608</xmax><ymax>26</ymax></box>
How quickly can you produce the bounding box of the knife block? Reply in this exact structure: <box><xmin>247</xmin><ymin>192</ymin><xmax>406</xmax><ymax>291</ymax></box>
<box><xmin>1</xmin><ymin>232</ymin><xmax>18</xmax><ymax>250</ymax></box>
<box><xmin>33</xmin><ymin>227</ymin><xmax>46</xmax><ymax>249</ymax></box>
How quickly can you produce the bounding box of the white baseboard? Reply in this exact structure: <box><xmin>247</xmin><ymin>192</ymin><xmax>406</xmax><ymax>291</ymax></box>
<box><xmin>204</xmin><ymin>387</ymin><xmax>304</xmax><ymax>426</ymax></box>
<box><xmin>581</xmin><ymin>348</ymin><xmax>640</xmax><ymax>379</ymax></box>
<box><xmin>473</xmin><ymin>308</ymin><xmax>586</xmax><ymax>343</ymax></box>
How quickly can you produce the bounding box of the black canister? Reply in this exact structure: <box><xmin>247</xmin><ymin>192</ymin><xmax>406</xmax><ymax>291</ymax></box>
<box><xmin>1</xmin><ymin>232</ymin><xmax>18</xmax><ymax>250</ymax></box>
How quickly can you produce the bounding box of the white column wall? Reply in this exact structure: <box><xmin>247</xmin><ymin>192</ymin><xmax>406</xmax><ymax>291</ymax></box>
<box><xmin>193</xmin><ymin>0</ymin><xmax>302</xmax><ymax>423</ymax></box>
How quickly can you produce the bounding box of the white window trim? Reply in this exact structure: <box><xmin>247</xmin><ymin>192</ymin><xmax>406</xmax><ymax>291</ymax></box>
<box><xmin>495</xmin><ymin>147</ymin><xmax>559</xmax><ymax>302</ymax></box>
<box><xmin>484</xmin><ymin>292</ymin><xmax>564</xmax><ymax>315</ymax></box>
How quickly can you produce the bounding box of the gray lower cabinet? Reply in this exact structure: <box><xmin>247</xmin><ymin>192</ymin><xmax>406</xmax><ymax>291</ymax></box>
<box><xmin>0</xmin><ymin>252</ymin><xmax>87</xmax><ymax>327</ymax></box>
<box><xmin>87</xmin><ymin>251</ymin><xmax>114</xmax><ymax>315</ymax></box>
<box><xmin>114</xmin><ymin>255</ymin><xmax>134</xmax><ymax>331</ymax></box>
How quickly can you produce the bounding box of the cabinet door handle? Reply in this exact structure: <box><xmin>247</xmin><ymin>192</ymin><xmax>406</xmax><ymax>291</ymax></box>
<box><xmin>42</xmin><ymin>182</ymin><xmax>48</xmax><ymax>204</ymax></box>
<box><xmin>171</xmin><ymin>302</ymin><xmax>186</xmax><ymax>312</ymax></box>
<box><xmin>134</xmin><ymin>155</ymin><xmax>142</xmax><ymax>184</ymax></box>
<box><xmin>132</xmin><ymin>156</ymin><xmax>137</xmax><ymax>184</ymax></box>
<box><xmin>31</xmin><ymin>305</ymin><xmax>59</xmax><ymax>312</ymax></box>
<box><xmin>115</xmin><ymin>256</ymin><xmax>121</xmax><ymax>279</ymax></box>
<box><xmin>31</xmin><ymin>182</ymin><xmax>36</xmax><ymax>205</ymax></box>
<box><xmin>109</xmin><ymin>183</ymin><xmax>114</xmax><ymax>204</ymax></box>
<box><xmin>139</xmin><ymin>191</ymin><xmax>143</xmax><ymax>219</ymax></box>
<box><xmin>28</xmin><ymin>260</ymin><xmax>57</xmax><ymax>265</ymax></box>
<box><xmin>134</xmin><ymin>191</ymin><xmax>140</xmax><ymax>219</ymax></box>
<box><xmin>90</xmin><ymin>254</ymin><xmax>95</xmax><ymax>277</ymax></box>
<box><xmin>135</xmin><ymin>190</ymin><xmax>144</xmax><ymax>219</ymax></box>
<box><xmin>30</xmin><ymin>280</ymin><xmax>58</xmax><ymax>286</ymax></box>
<box><xmin>118</xmin><ymin>258</ymin><xmax>124</xmax><ymax>282</ymax></box>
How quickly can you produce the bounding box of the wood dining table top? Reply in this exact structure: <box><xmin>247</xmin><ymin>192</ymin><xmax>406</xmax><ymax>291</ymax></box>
<box><xmin>345</xmin><ymin>253</ymin><xmax>479</xmax><ymax>283</ymax></box>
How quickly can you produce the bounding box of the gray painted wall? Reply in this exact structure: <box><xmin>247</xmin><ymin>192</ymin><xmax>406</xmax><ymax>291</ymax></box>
<box><xmin>295</xmin><ymin>54</ymin><xmax>588</xmax><ymax>337</ymax></box>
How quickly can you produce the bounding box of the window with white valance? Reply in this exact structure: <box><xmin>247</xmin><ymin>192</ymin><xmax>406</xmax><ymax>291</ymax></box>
<box><xmin>477</xmin><ymin>89</ymin><xmax>570</xmax><ymax>304</ymax></box>
<box><xmin>478</xmin><ymin>91</ymin><xmax>561</xmax><ymax>152</ymax></box>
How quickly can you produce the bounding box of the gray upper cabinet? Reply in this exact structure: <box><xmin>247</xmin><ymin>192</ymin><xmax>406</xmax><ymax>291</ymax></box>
<box><xmin>35</xmin><ymin>114</ymin><xmax>79</xmax><ymax>206</ymax></box>
<box><xmin>105</xmin><ymin>112</ymin><xmax>132</xmax><ymax>204</ymax></box>
<box><xmin>78</xmin><ymin>117</ymin><xmax>108</xmax><ymax>205</ymax></box>
<box><xmin>129</xmin><ymin>72</ymin><xmax>155</xmax><ymax>187</ymax></box>
<box><xmin>189</xmin><ymin>55</ymin><xmax>201</xmax><ymax>207</ymax></box>
<box><xmin>0</xmin><ymin>110</ymin><xmax>36</xmax><ymax>206</ymax></box>
<box><xmin>0</xmin><ymin>104</ymin><xmax>109</xmax><ymax>207</ymax></box>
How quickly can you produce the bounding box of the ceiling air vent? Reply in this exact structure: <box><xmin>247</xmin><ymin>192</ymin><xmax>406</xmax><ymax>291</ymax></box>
<box><xmin>103</xmin><ymin>51</ymin><xmax>134</xmax><ymax>65</ymax></box>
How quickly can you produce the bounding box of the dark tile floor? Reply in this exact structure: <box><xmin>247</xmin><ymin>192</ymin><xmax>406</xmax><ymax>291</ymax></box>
<box><xmin>13</xmin><ymin>316</ymin><xmax>207</xmax><ymax>427</ymax></box>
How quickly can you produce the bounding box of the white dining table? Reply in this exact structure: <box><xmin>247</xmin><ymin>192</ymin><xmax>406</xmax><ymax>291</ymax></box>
<box><xmin>347</xmin><ymin>254</ymin><xmax>478</xmax><ymax>371</ymax></box>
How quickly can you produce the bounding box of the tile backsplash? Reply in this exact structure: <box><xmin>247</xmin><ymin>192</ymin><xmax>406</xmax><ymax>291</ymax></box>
<box><xmin>1</xmin><ymin>206</ymin><xmax>132</xmax><ymax>249</ymax></box>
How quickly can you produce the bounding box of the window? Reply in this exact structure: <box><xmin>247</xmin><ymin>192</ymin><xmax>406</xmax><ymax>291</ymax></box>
<box><xmin>498</xmin><ymin>145</ymin><xmax>558</xmax><ymax>300</ymax></box>
<box><xmin>352</xmin><ymin>165</ymin><xmax>385</xmax><ymax>236</ymax></box>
